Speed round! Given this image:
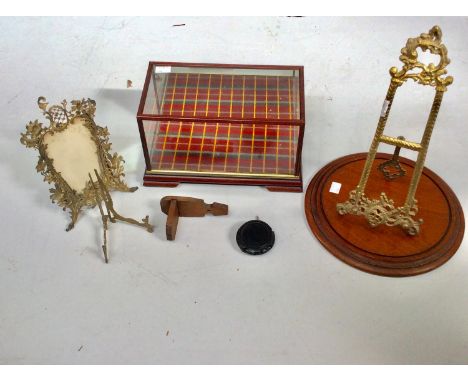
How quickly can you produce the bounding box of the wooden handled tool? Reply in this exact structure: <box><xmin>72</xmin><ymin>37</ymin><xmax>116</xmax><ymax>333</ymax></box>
<box><xmin>160</xmin><ymin>196</ymin><xmax>228</xmax><ymax>240</ymax></box>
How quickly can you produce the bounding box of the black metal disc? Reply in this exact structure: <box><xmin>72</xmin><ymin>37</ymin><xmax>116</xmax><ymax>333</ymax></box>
<box><xmin>236</xmin><ymin>220</ymin><xmax>275</xmax><ymax>255</ymax></box>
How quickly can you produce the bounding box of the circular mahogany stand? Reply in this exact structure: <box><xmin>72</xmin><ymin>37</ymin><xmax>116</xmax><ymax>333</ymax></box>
<box><xmin>305</xmin><ymin>153</ymin><xmax>464</xmax><ymax>277</ymax></box>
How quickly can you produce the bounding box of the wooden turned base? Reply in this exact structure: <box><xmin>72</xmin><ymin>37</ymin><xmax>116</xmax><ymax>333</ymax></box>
<box><xmin>305</xmin><ymin>153</ymin><xmax>464</xmax><ymax>277</ymax></box>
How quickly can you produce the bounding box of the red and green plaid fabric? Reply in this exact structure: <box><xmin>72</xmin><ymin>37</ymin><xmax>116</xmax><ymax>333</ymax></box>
<box><xmin>145</xmin><ymin>72</ymin><xmax>300</xmax><ymax>176</ymax></box>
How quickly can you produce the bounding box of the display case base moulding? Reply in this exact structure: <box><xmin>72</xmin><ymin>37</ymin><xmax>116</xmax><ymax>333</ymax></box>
<box><xmin>304</xmin><ymin>153</ymin><xmax>464</xmax><ymax>277</ymax></box>
<box><xmin>142</xmin><ymin>168</ymin><xmax>303</xmax><ymax>192</ymax></box>
<box><xmin>137</xmin><ymin>62</ymin><xmax>305</xmax><ymax>193</ymax></box>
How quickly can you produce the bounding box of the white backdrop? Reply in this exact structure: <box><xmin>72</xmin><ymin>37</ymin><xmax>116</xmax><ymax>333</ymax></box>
<box><xmin>1</xmin><ymin>17</ymin><xmax>468</xmax><ymax>364</ymax></box>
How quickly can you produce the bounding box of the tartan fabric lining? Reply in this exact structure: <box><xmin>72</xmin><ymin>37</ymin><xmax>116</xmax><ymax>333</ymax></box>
<box><xmin>144</xmin><ymin>72</ymin><xmax>300</xmax><ymax>175</ymax></box>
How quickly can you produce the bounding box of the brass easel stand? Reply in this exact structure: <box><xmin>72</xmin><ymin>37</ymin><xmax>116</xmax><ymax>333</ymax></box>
<box><xmin>88</xmin><ymin>169</ymin><xmax>154</xmax><ymax>263</ymax></box>
<box><xmin>337</xmin><ymin>26</ymin><xmax>453</xmax><ymax>235</ymax></box>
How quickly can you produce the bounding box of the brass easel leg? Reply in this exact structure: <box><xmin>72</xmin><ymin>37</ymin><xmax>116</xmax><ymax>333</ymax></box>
<box><xmin>66</xmin><ymin>208</ymin><xmax>80</xmax><ymax>232</ymax></box>
<box><xmin>101</xmin><ymin>215</ymin><xmax>109</xmax><ymax>263</ymax></box>
<box><xmin>93</xmin><ymin>170</ymin><xmax>153</xmax><ymax>233</ymax></box>
<box><xmin>89</xmin><ymin>170</ymin><xmax>154</xmax><ymax>263</ymax></box>
<box><xmin>356</xmin><ymin>81</ymin><xmax>399</xmax><ymax>198</ymax></box>
<box><xmin>403</xmin><ymin>90</ymin><xmax>444</xmax><ymax>212</ymax></box>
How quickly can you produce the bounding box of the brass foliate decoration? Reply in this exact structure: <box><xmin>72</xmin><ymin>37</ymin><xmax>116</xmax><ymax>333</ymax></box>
<box><xmin>389</xmin><ymin>26</ymin><xmax>453</xmax><ymax>91</ymax></box>
<box><xmin>21</xmin><ymin>97</ymin><xmax>137</xmax><ymax>231</ymax></box>
<box><xmin>337</xmin><ymin>26</ymin><xmax>452</xmax><ymax>235</ymax></box>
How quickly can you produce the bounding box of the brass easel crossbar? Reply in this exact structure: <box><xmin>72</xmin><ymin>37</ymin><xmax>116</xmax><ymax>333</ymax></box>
<box><xmin>379</xmin><ymin>135</ymin><xmax>422</xmax><ymax>151</ymax></box>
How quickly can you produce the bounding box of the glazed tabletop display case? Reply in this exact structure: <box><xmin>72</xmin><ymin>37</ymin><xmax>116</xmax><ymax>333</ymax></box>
<box><xmin>137</xmin><ymin>62</ymin><xmax>305</xmax><ymax>192</ymax></box>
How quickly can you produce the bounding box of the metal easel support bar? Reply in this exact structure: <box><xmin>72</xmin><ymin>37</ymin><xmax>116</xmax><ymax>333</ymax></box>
<box><xmin>379</xmin><ymin>135</ymin><xmax>422</xmax><ymax>151</ymax></box>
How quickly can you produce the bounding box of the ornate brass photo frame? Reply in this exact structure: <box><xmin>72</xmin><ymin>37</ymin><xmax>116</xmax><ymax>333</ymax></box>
<box><xmin>21</xmin><ymin>97</ymin><xmax>137</xmax><ymax>231</ymax></box>
<box><xmin>21</xmin><ymin>97</ymin><xmax>154</xmax><ymax>262</ymax></box>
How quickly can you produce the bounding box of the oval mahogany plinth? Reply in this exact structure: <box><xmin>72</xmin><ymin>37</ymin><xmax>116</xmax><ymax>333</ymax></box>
<box><xmin>305</xmin><ymin>153</ymin><xmax>464</xmax><ymax>277</ymax></box>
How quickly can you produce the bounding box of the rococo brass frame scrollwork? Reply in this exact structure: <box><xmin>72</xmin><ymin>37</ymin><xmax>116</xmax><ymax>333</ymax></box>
<box><xmin>336</xmin><ymin>26</ymin><xmax>453</xmax><ymax>235</ymax></box>
<box><xmin>20</xmin><ymin>97</ymin><xmax>137</xmax><ymax>231</ymax></box>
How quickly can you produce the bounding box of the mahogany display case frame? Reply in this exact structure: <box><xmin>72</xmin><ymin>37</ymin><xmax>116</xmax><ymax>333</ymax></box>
<box><xmin>137</xmin><ymin>62</ymin><xmax>305</xmax><ymax>192</ymax></box>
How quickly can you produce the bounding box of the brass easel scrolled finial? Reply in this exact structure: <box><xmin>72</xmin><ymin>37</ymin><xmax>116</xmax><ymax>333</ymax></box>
<box><xmin>389</xmin><ymin>25</ymin><xmax>453</xmax><ymax>91</ymax></box>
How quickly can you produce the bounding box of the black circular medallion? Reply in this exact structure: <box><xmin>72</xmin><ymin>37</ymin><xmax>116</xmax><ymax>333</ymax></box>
<box><xmin>236</xmin><ymin>220</ymin><xmax>275</xmax><ymax>255</ymax></box>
